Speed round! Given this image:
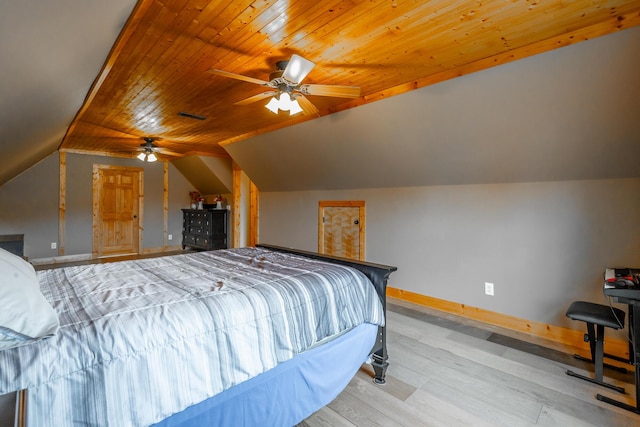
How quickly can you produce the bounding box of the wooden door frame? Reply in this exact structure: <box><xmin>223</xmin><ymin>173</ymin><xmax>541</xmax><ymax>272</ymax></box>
<box><xmin>92</xmin><ymin>164</ymin><xmax>144</xmax><ymax>258</ymax></box>
<box><xmin>318</xmin><ymin>200</ymin><xmax>366</xmax><ymax>261</ymax></box>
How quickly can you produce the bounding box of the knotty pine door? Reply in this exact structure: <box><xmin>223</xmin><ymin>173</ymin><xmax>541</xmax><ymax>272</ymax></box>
<box><xmin>92</xmin><ymin>165</ymin><xmax>142</xmax><ymax>257</ymax></box>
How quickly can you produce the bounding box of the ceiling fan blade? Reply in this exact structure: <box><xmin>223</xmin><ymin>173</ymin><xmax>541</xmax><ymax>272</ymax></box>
<box><xmin>208</xmin><ymin>69</ymin><xmax>270</xmax><ymax>86</ymax></box>
<box><xmin>282</xmin><ymin>54</ymin><xmax>315</xmax><ymax>84</ymax></box>
<box><xmin>295</xmin><ymin>95</ymin><xmax>319</xmax><ymax>116</ymax></box>
<box><xmin>155</xmin><ymin>147</ymin><xmax>182</xmax><ymax>157</ymax></box>
<box><xmin>234</xmin><ymin>91</ymin><xmax>277</xmax><ymax>106</ymax></box>
<box><xmin>300</xmin><ymin>84</ymin><xmax>361</xmax><ymax>98</ymax></box>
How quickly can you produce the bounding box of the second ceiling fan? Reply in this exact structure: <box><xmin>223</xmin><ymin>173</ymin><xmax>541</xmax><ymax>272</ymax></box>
<box><xmin>209</xmin><ymin>54</ymin><xmax>360</xmax><ymax>116</ymax></box>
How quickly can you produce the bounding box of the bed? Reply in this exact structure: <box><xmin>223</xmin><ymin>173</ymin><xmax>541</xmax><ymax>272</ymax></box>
<box><xmin>0</xmin><ymin>243</ymin><xmax>396</xmax><ymax>426</ymax></box>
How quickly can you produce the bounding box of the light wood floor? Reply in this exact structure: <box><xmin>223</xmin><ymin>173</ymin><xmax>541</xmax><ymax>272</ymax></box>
<box><xmin>299</xmin><ymin>299</ymin><xmax>640</xmax><ymax>427</ymax></box>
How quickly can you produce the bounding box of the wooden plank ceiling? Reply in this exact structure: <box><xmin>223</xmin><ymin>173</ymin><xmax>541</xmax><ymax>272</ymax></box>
<box><xmin>60</xmin><ymin>0</ymin><xmax>640</xmax><ymax>161</ymax></box>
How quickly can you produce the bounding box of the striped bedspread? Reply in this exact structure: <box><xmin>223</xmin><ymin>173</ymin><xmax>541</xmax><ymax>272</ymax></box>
<box><xmin>0</xmin><ymin>247</ymin><xmax>384</xmax><ymax>426</ymax></box>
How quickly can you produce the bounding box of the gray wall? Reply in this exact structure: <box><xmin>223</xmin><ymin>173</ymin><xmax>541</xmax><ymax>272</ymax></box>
<box><xmin>0</xmin><ymin>153</ymin><xmax>60</xmax><ymax>258</ymax></box>
<box><xmin>0</xmin><ymin>152</ymin><xmax>195</xmax><ymax>259</ymax></box>
<box><xmin>258</xmin><ymin>178</ymin><xmax>640</xmax><ymax>333</ymax></box>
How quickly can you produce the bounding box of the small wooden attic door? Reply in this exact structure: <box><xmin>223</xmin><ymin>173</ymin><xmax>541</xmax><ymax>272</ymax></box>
<box><xmin>318</xmin><ymin>201</ymin><xmax>365</xmax><ymax>261</ymax></box>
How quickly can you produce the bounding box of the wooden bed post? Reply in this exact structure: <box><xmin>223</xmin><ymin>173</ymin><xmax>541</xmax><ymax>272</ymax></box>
<box><xmin>16</xmin><ymin>389</ymin><xmax>27</xmax><ymax>427</ymax></box>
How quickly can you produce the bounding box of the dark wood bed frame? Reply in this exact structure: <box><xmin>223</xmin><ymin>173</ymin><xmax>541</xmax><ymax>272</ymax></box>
<box><xmin>258</xmin><ymin>244</ymin><xmax>398</xmax><ymax>384</ymax></box>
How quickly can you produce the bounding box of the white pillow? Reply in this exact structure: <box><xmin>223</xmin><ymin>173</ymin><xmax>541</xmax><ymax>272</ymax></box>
<box><xmin>0</xmin><ymin>247</ymin><xmax>59</xmax><ymax>350</ymax></box>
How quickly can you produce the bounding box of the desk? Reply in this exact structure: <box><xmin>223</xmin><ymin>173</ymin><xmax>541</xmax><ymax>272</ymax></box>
<box><xmin>600</xmin><ymin>286</ymin><xmax>640</xmax><ymax>414</ymax></box>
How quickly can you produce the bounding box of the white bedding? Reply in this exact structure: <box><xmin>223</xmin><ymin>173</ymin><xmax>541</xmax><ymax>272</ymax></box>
<box><xmin>0</xmin><ymin>248</ymin><xmax>59</xmax><ymax>350</ymax></box>
<box><xmin>0</xmin><ymin>247</ymin><xmax>384</xmax><ymax>426</ymax></box>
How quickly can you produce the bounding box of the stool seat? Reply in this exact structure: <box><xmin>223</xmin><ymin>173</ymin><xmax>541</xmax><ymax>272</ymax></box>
<box><xmin>566</xmin><ymin>301</ymin><xmax>624</xmax><ymax>330</ymax></box>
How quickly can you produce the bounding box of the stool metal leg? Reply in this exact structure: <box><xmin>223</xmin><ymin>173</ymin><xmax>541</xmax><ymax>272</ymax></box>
<box><xmin>566</xmin><ymin>323</ymin><xmax>626</xmax><ymax>394</ymax></box>
<box><xmin>572</xmin><ymin>322</ymin><xmax>628</xmax><ymax>373</ymax></box>
<box><xmin>594</xmin><ymin>324</ymin><xmax>604</xmax><ymax>382</ymax></box>
<box><xmin>573</xmin><ymin>354</ymin><xmax>628</xmax><ymax>373</ymax></box>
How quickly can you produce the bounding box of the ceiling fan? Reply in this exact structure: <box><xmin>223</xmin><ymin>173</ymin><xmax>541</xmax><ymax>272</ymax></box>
<box><xmin>135</xmin><ymin>137</ymin><xmax>179</xmax><ymax>162</ymax></box>
<box><xmin>209</xmin><ymin>54</ymin><xmax>361</xmax><ymax>116</ymax></box>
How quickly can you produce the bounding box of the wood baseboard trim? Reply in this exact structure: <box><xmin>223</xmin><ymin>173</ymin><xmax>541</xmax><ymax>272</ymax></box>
<box><xmin>142</xmin><ymin>245</ymin><xmax>182</xmax><ymax>254</ymax></box>
<box><xmin>387</xmin><ymin>287</ymin><xmax>630</xmax><ymax>360</ymax></box>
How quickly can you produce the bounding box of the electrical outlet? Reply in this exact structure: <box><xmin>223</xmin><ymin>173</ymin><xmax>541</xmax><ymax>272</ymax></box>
<box><xmin>51</xmin><ymin>242</ymin><xmax>57</xmax><ymax>250</ymax></box>
<box><xmin>484</xmin><ymin>282</ymin><xmax>494</xmax><ymax>296</ymax></box>
<box><xmin>168</xmin><ymin>234</ymin><xmax>173</xmax><ymax>241</ymax></box>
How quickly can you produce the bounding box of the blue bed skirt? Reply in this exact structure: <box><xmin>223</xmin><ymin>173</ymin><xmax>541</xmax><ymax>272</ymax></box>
<box><xmin>153</xmin><ymin>322</ymin><xmax>378</xmax><ymax>427</ymax></box>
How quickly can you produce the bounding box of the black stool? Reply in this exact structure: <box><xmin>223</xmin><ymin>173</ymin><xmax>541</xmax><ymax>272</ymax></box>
<box><xmin>565</xmin><ymin>301</ymin><xmax>626</xmax><ymax>393</ymax></box>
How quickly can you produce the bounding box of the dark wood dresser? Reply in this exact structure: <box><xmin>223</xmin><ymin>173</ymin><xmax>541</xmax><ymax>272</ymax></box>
<box><xmin>0</xmin><ymin>234</ymin><xmax>24</xmax><ymax>257</ymax></box>
<box><xmin>181</xmin><ymin>209</ymin><xmax>228</xmax><ymax>251</ymax></box>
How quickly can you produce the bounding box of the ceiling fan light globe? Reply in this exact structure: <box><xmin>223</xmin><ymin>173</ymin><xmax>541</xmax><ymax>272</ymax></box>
<box><xmin>265</xmin><ymin>97</ymin><xmax>280</xmax><ymax>114</ymax></box>
<box><xmin>282</xmin><ymin>54</ymin><xmax>315</xmax><ymax>84</ymax></box>
<box><xmin>147</xmin><ymin>153</ymin><xmax>158</xmax><ymax>162</ymax></box>
<box><xmin>289</xmin><ymin>99</ymin><xmax>303</xmax><ymax>115</ymax></box>
<box><xmin>278</xmin><ymin>92</ymin><xmax>293</xmax><ymax>111</ymax></box>
<box><xmin>137</xmin><ymin>152</ymin><xmax>146</xmax><ymax>161</ymax></box>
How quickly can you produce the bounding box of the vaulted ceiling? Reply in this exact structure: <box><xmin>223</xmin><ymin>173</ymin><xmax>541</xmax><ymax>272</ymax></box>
<box><xmin>1</xmin><ymin>0</ymin><xmax>640</xmax><ymax>186</ymax></box>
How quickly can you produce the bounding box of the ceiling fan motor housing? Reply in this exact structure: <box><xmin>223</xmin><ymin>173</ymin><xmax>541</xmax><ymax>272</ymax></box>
<box><xmin>275</xmin><ymin>60</ymin><xmax>289</xmax><ymax>71</ymax></box>
<box><xmin>269</xmin><ymin>70</ymin><xmax>284</xmax><ymax>81</ymax></box>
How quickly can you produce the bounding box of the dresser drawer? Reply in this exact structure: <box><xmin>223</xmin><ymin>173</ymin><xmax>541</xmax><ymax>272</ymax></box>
<box><xmin>194</xmin><ymin>212</ymin><xmax>208</xmax><ymax>221</ymax></box>
<box><xmin>182</xmin><ymin>234</ymin><xmax>196</xmax><ymax>246</ymax></box>
<box><xmin>188</xmin><ymin>226</ymin><xmax>204</xmax><ymax>235</ymax></box>
<box><xmin>195</xmin><ymin>236</ymin><xmax>209</xmax><ymax>247</ymax></box>
<box><xmin>189</xmin><ymin>218</ymin><xmax>203</xmax><ymax>227</ymax></box>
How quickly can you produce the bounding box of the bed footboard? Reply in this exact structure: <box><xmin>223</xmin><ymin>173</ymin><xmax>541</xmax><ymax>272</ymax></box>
<box><xmin>257</xmin><ymin>244</ymin><xmax>397</xmax><ymax>384</ymax></box>
<box><xmin>0</xmin><ymin>390</ymin><xmax>26</xmax><ymax>427</ymax></box>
